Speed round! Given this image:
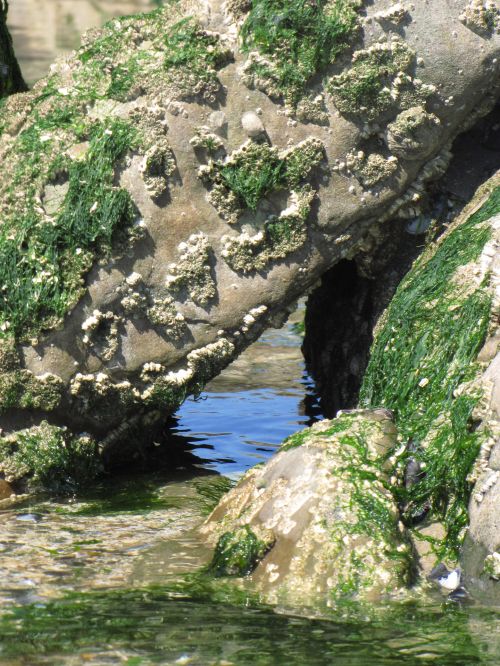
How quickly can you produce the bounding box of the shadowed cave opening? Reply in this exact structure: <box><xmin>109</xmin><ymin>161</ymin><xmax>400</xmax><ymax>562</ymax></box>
<box><xmin>302</xmin><ymin>100</ymin><xmax>500</xmax><ymax>419</ymax></box>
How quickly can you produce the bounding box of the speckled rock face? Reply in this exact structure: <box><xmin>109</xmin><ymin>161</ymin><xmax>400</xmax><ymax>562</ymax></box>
<box><xmin>0</xmin><ymin>0</ymin><xmax>500</xmax><ymax>479</ymax></box>
<box><xmin>201</xmin><ymin>410</ymin><xmax>415</xmax><ymax>606</ymax></box>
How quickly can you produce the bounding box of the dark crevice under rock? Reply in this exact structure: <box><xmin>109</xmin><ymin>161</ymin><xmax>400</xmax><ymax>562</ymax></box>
<box><xmin>303</xmin><ymin>102</ymin><xmax>500</xmax><ymax>419</ymax></box>
<box><xmin>302</xmin><ymin>237</ymin><xmax>421</xmax><ymax>419</ymax></box>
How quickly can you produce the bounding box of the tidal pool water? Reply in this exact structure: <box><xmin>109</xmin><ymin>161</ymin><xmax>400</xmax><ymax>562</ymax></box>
<box><xmin>1</xmin><ymin>310</ymin><xmax>499</xmax><ymax>665</ymax></box>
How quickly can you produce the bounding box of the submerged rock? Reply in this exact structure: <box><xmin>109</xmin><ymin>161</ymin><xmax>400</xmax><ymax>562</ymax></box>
<box><xmin>0</xmin><ymin>1</ymin><xmax>500</xmax><ymax>485</ymax></box>
<box><xmin>202</xmin><ymin>409</ymin><xmax>415</xmax><ymax>606</ymax></box>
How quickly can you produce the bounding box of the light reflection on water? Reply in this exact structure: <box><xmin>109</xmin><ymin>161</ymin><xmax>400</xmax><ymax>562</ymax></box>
<box><xmin>168</xmin><ymin>308</ymin><xmax>322</xmax><ymax>477</ymax></box>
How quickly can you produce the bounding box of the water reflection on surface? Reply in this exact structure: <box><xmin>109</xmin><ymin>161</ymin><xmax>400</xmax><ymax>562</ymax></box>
<box><xmin>8</xmin><ymin>0</ymin><xmax>159</xmax><ymax>85</ymax></box>
<box><xmin>1</xmin><ymin>585</ymin><xmax>500</xmax><ymax>665</ymax></box>
<box><xmin>168</xmin><ymin>312</ymin><xmax>322</xmax><ymax>476</ymax></box>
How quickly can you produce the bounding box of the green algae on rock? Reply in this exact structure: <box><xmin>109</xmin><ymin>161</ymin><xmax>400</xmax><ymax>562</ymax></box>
<box><xmin>0</xmin><ymin>115</ymin><xmax>139</xmax><ymax>343</ymax></box>
<box><xmin>78</xmin><ymin>11</ymin><xmax>233</xmax><ymax>104</ymax></box>
<box><xmin>240</xmin><ymin>0</ymin><xmax>363</xmax><ymax>110</ymax></box>
<box><xmin>327</xmin><ymin>39</ymin><xmax>435</xmax><ymax>122</ymax></box>
<box><xmin>202</xmin><ymin>410</ymin><xmax>415</xmax><ymax>605</ymax></box>
<box><xmin>360</xmin><ymin>185</ymin><xmax>500</xmax><ymax>561</ymax></box>
<box><xmin>210</xmin><ymin>525</ymin><xmax>272</xmax><ymax>577</ymax></box>
<box><xmin>460</xmin><ymin>0</ymin><xmax>499</xmax><ymax>37</ymax></box>
<box><xmin>0</xmin><ymin>421</ymin><xmax>100</xmax><ymax>492</ymax></box>
<box><xmin>200</xmin><ymin>137</ymin><xmax>325</xmax><ymax>272</ymax></box>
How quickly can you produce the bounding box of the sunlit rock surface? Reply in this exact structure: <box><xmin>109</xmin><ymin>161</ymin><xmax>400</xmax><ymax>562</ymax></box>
<box><xmin>0</xmin><ymin>0</ymin><xmax>500</xmax><ymax>484</ymax></box>
<box><xmin>202</xmin><ymin>409</ymin><xmax>415</xmax><ymax>605</ymax></box>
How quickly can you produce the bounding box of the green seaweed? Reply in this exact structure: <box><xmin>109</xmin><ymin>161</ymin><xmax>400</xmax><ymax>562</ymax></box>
<box><xmin>221</xmin><ymin>157</ymin><xmax>287</xmax><ymax>211</ymax></box>
<box><xmin>163</xmin><ymin>17</ymin><xmax>232</xmax><ymax>99</ymax></box>
<box><xmin>327</xmin><ymin>40</ymin><xmax>416</xmax><ymax>121</ymax></box>
<box><xmin>0</xmin><ymin>117</ymin><xmax>138</xmax><ymax>341</ymax></box>
<box><xmin>241</xmin><ymin>0</ymin><xmax>362</xmax><ymax>107</ymax></box>
<box><xmin>360</xmin><ymin>188</ymin><xmax>500</xmax><ymax>558</ymax></box>
<box><xmin>0</xmin><ymin>422</ymin><xmax>101</xmax><ymax>493</ymax></box>
<box><xmin>210</xmin><ymin>525</ymin><xmax>271</xmax><ymax>577</ymax></box>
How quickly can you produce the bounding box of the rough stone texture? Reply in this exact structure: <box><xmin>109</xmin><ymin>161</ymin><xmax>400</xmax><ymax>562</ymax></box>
<box><xmin>201</xmin><ymin>409</ymin><xmax>415</xmax><ymax>606</ymax></box>
<box><xmin>1</xmin><ymin>1</ymin><xmax>500</xmax><ymax>476</ymax></box>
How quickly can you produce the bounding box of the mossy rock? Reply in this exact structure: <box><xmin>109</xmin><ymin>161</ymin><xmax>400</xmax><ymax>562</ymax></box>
<box><xmin>209</xmin><ymin>525</ymin><xmax>272</xmax><ymax>577</ymax></box>
<box><xmin>361</xmin><ymin>176</ymin><xmax>500</xmax><ymax>561</ymax></box>
<box><xmin>202</xmin><ymin>410</ymin><xmax>415</xmax><ymax>606</ymax></box>
<box><xmin>0</xmin><ymin>1</ymin><xmax>499</xmax><ymax>485</ymax></box>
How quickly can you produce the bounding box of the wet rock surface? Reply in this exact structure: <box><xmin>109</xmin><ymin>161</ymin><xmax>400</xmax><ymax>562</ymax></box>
<box><xmin>204</xmin><ymin>170</ymin><xmax>500</xmax><ymax>604</ymax></box>
<box><xmin>1</xmin><ymin>1</ymin><xmax>500</xmax><ymax>483</ymax></box>
<box><xmin>202</xmin><ymin>409</ymin><xmax>414</xmax><ymax>606</ymax></box>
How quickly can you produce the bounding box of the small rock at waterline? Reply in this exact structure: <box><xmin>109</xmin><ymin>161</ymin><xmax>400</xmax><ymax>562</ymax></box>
<box><xmin>15</xmin><ymin>513</ymin><xmax>43</xmax><ymax>523</ymax></box>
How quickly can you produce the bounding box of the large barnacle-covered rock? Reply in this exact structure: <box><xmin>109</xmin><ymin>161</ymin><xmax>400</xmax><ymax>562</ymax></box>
<box><xmin>0</xmin><ymin>0</ymin><xmax>499</xmax><ymax>485</ymax></box>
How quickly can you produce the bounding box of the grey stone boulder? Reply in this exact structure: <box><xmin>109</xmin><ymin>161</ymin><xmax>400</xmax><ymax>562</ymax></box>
<box><xmin>201</xmin><ymin>409</ymin><xmax>415</xmax><ymax>606</ymax></box>
<box><xmin>0</xmin><ymin>1</ymin><xmax>500</xmax><ymax>481</ymax></box>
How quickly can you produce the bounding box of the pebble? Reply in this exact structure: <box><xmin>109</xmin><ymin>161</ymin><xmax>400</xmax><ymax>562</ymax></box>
<box><xmin>241</xmin><ymin>111</ymin><xmax>265</xmax><ymax>137</ymax></box>
<box><xmin>15</xmin><ymin>513</ymin><xmax>43</xmax><ymax>523</ymax></box>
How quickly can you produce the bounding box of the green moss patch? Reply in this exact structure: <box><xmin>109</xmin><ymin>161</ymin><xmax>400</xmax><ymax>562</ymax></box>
<box><xmin>0</xmin><ymin>370</ymin><xmax>63</xmax><ymax>412</ymax></box>
<box><xmin>0</xmin><ymin>422</ymin><xmax>101</xmax><ymax>493</ymax></box>
<box><xmin>0</xmin><ymin>116</ymin><xmax>138</xmax><ymax>342</ymax></box>
<box><xmin>327</xmin><ymin>40</ymin><xmax>432</xmax><ymax>121</ymax></box>
<box><xmin>163</xmin><ymin>17</ymin><xmax>233</xmax><ymax>101</ymax></box>
<box><xmin>281</xmin><ymin>412</ymin><xmax>358</xmax><ymax>451</ymax></box>
<box><xmin>241</xmin><ymin>0</ymin><xmax>363</xmax><ymax>108</ymax></box>
<box><xmin>202</xmin><ymin>138</ymin><xmax>324</xmax><ymax>216</ymax></box>
<box><xmin>77</xmin><ymin>8</ymin><xmax>231</xmax><ymax>104</ymax></box>
<box><xmin>360</xmin><ymin>188</ymin><xmax>499</xmax><ymax>559</ymax></box>
<box><xmin>210</xmin><ymin>525</ymin><xmax>271</xmax><ymax>577</ymax></box>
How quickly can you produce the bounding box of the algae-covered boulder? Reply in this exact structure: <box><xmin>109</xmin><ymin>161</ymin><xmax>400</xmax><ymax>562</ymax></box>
<box><xmin>359</xmin><ymin>171</ymin><xmax>500</xmax><ymax>589</ymax></box>
<box><xmin>1</xmin><ymin>1</ymin><xmax>500</xmax><ymax>483</ymax></box>
<box><xmin>201</xmin><ymin>409</ymin><xmax>415</xmax><ymax>606</ymax></box>
<box><xmin>202</xmin><ymin>172</ymin><xmax>500</xmax><ymax>605</ymax></box>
